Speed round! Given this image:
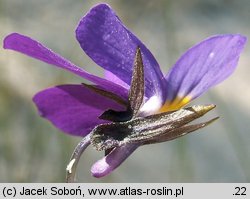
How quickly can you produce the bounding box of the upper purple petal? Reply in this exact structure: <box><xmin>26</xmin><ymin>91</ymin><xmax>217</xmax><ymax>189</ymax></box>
<box><xmin>165</xmin><ymin>34</ymin><xmax>247</xmax><ymax>101</ymax></box>
<box><xmin>76</xmin><ymin>3</ymin><xmax>166</xmax><ymax>100</ymax></box>
<box><xmin>33</xmin><ymin>84</ymin><xmax>124</xmax><ymax>136</ymax></box>
<box><xmin>3</xmin><ymin>33</ymin><xmax>128</xmax><ymax>99</ymax></box>
<box><xmin>104</xmin><ymin>70</ymin><xmax>129</xmax><ymax>89</ymax></box>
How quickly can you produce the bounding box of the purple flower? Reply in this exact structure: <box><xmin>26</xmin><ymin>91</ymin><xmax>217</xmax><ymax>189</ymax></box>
<box><xmin>3</xmin><ymin>3</ymin><xmax>246</xmax><ymax>180</ymax></box>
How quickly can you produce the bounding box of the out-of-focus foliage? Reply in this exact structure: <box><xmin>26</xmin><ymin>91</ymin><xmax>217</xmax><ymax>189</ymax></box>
<box><xmin>0</xmin><ymin>0</ymin><xmax>250</xmax><ymax>182</ymax></box>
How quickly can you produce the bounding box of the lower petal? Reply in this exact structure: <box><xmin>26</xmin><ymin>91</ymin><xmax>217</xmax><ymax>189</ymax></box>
<box><xmin>91</xmin><ymin>144</ymin><xmax>139</xmax><ymax>177</ymax></box>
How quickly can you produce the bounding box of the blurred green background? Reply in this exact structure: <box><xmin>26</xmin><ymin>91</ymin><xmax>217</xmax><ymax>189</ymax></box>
<box><xmin>0</xmin><ymin>0</ymin><xmax>250</xmax><ymax>182</ymax></box>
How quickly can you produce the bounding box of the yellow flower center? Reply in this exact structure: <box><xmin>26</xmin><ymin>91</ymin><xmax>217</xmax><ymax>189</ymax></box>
<box><xmin>159</xmin><ymin>96</ymin><xmax>191</xmax><ymax>112</ymax></box>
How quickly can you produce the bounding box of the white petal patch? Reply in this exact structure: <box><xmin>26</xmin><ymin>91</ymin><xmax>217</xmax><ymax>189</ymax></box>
<box><xmin>139</xmin><ymin>95</ymin><xmax>162</xmax><ymax>116</ymax></box>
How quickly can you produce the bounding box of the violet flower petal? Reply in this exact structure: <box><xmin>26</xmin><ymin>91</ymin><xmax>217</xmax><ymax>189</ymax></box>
<box><xmin>104</xmin><ymin>71</ymin><xmax>129</xmax><ymax>89</ymax></box>
<box><xmin>91</xmin><ymin>144</ymin><xmax>139</xmax><ymax>178</ymax></box>
<box><xmin>76</xmin><ymin>3</ymin><xmax>166</xmax><ymax>100</ymax></box>
<box><xmin>3</xmin><ymin>33</ymin><xmax>128</xmax><ymax>99</ymax></box>
<box><xmin>165</xmin><ymin>34</ymin><xmax>246</xmax><ymax>102</ymax></box>
<box><xmin>33</xmin><ymin>84</ymin><xmax>124</xmax><ymax>136</ymax></box>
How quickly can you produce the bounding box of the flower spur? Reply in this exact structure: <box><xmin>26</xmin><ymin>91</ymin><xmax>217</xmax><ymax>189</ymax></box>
<box><xmin>3</xmin><ymin>3</ymin><xmax>246</xmax><ymax>181</ymax></box>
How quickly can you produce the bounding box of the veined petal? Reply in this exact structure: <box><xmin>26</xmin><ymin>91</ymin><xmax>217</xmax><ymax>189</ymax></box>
<box><xmin>76</xmin><ymin>3</ymin><xmax>166</xmax><ymax>100</ymax></box>
<box><xmin>33</xmin><ymin>84</ymin><xmax>125</xmax><ymax>136</ymax></box>
<box><xmin>3</xmin><ymin>33</ymin><xmax>128</xmax><ymax>99</ymax></box>
<box><xmin>161</xmin><ymin>34</ymin><xmax>246</xmax><ymax>112</ymax></box>
<box><xmin>91</xmin><ymin>144</ymin><xmax>139</xmax><ymax>178</ymax></box>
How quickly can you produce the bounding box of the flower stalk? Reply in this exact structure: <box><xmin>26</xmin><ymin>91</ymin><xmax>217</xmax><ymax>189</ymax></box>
<box><xmin>66</xmin><ymin>134</ymin><xmax>91</xmax><ymax>182</ymax></box>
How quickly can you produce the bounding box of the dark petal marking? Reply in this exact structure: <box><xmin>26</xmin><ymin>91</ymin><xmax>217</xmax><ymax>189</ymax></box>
<box><xmin>99</xmin><ymin>109</ymin><xmax>133</xmax><ymax>122</ymax></box>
